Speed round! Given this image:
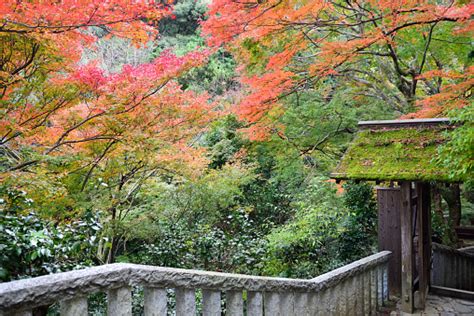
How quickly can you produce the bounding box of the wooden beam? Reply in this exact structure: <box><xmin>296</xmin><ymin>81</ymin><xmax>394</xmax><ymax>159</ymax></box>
<box><xmin>416</xmin><ymin>183</ymin><xmax>431</xmax><ymax>309</ymax></box>
<box><xmin>400</xmin><ymin>181</ymin><xmax>414</xmax><ymax>313</ymax></box>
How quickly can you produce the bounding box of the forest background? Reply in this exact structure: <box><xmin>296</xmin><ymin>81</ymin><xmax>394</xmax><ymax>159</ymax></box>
<box><xmin>0</xmin><ymin>0</ymin><xmax>473</xmax><ymax>301</ymax></box>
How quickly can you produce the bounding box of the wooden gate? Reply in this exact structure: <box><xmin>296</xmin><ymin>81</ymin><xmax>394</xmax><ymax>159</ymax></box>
<box><xmin>400</xmin><ymin>182</ymin><xmax>431</xmax><ymax>313</ymax></box>
<box><xmin>377</xmin><ymin>187</ymin><xmax>402</xmax><ymax>296</ymax></box>
<box><xmin>377</xmin><ymin>183</ymin><xmax>431</xmax><ymax>313</ymax></box>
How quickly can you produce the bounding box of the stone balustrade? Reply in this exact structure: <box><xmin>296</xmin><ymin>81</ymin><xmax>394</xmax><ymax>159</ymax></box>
<box><xmin>0</xmin><ymin>251</ymin><xmax>391</xmax><ymax>315</ymax></box>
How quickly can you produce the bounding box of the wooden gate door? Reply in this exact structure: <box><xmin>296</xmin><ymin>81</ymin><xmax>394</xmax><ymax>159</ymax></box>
<box><xmin>400</xmin><ymin>181</ymin><xmax>431</xmax><ymax>313</ymax></box>
<box><xmin>377</xmin><ymin>186</ymin><xmax>402</xmax><ymax>296</ymax></box>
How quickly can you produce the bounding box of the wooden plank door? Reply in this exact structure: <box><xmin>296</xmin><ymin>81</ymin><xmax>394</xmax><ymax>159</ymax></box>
<box><xmin>377</xmin><ymin>186</ymin><xmax>402</xmax><ymax>296</ymax></box>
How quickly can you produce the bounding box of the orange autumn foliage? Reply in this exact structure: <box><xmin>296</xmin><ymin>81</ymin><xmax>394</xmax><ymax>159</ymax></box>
<box><xmin>203</xmin><ymin>0</ymin><xmax>473</xmax><ymax>138</ymax></box>
<box><xmin>1</xmin><ymin>0</ymin><xmax>214</xmax><ymax>175</ymax></box>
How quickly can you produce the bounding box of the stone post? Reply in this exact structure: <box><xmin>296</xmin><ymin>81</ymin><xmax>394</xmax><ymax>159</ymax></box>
<box><xmin>60</xmin><ymin>296</ymin><xmax>88</xmax><ymax>316</ymax></box>
<box><xmin>202</xmin><ymin>290</ymin><xmax>221</xmax><ymax>316</ymax></box>
<box><xmin>144</xmin><ymin>287</ymin><xmax>167</xmax><ymax>316</ymax></box>
<box><xmin>247</xmin><ymin>291</ymin><xmax>263</xmax><ymax>316</ymax></box>
<box><xmin>226</xmin><ymin>290</ymin><xmax>243</xmax><ymax>316</ymax></box>
<box><xmin>107</xmin><ymin>286</ymin><xmax>132</xmax><ymax>316</ymax></box>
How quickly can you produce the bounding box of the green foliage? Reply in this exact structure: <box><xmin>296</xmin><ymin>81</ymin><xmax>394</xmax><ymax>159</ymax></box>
<box><xmin>0</xmin><ymin>199</ymin><xmax>103</xmax><ymax>281</ymax></box>
<box><xmin>203</xmin><ymin>115</ymin><xmax>246</xmax><ymax>169</ymax></box>
<box><xmin>430</xmin><ymin>208</ymin><xmax>456</xmax><ymax>246</ymax></box>
<box><xmin>240</xmin><ymin>38</ymin><xmax>267</xmax><ymax>74</ymax></box>
<box><xmin>437</xmin><ymin>106</ymin><xmax>474</xmax><ymax>186</ymax></box>
<box><xmin>240</xmin><ymin>141</ymin><xmax>306</xmax><ymax>228</ymax></box>
<box><xmin>263</xmin><ymin>178</ymin><xmax>345</xmax><ymax>278</ymax></box>
<box><xmin>159</xmin><ymin>0</ymin><xmax>208</xmax><ymax>37</ymax></box>
<box><xmin>179</xmin><ymin>49</ymin><xmax>238</xmax><ymax>95</ymax></box>
<box><xmin>124</xmin><ymin>208</ymin><xmax>267</xmax><ymax>275</ymax></box>
<box><xmin>154</xmin><ymin>0</ymin><xmax>238</xmax><ymax>96</ymax></box>
<box><xmin>263</xmin><ymin>178</ymin><xmax>378</xmax><ymax>278</ymax></box>
<box><xmin>338</xmin><ymin>182</ymin><xmax>378</xmax><ymax>262</ymax></box>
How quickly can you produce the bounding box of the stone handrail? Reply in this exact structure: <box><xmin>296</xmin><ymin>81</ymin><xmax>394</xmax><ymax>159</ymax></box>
<box><xmin>0</xmin><ymin>251</ymin><xmax>391</xmax><ymax>315</ymax></box>
<box><xmin>432</xmin><ymin>243</ymin><xmax>474</xmax><ymax>292</ymax></box>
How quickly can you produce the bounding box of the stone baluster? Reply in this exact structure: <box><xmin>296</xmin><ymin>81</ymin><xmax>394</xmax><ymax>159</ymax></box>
<box><xmin>370</xmin><ymin>268</ymin><xmax>377</xmax><ymax>316</ymax></box>
<box><xmin>202</xmin><ymin>290</ymin><xmax>221</xmax><ymax>316</ymax></box>
<box><xmin>309</xmin><ymin>290</ymin><xmax>322</xmax><ymax>315</ymax></box>
<box><xmin>0</xmin><ymin>251</ymin><xmax>392</xmax><ymax>316</ymax></box>
<box><xmin>377</xmin><ymin>266</ymin><xmax>383</xmax><ymax>307</ymax></box>
<box><xmin>368</xmin><ymin>270</ymin><xmax>374</xmax><ymax>315</ymax></box>
<box><xmin>357</xmin><ymin>273</ymin><xmax>365</xmax><ymax>315</ymax></box>
<box><xmin>293</xmin><ymin>292</ymin><xmax>309</xmax><ymax>315</ymax></box>
<box><xmin>320</xmin><ymin>288</ymin><xmax>330</xmax><ymax>315</ymax></box>
<box><xmin>226</xmin><ymin>290</ymin><xmax>243</xmax><ymax>316</ymax></box>
<box><xmin>382</xmin><ymin>263</ymin><xmax>389</xmax><ymax>304</ymax></box>
<box><xmin>60</xmin><ymin>296</ymin><xmax>88</xmax><ymax>316</ymax></box>
<box><xmin>363</xmin><ymin>271</ymin><xmax>371</xmax><ymax>315</ymax></box>
<box><xmin>349</xmin><ymin>273</ymin><xmax>358</xmax><ymax>314</ymax></box>
<box><xmin>339</xmin><ymin>279</ymin><xmax>349</xmax><ymax>316</ymax></box>
<box><xmin>332</xmin><ymin>284</ymin><xmax>341</xmax><ymax>315</ymax></box>
<box><xmin>247</xmin><ymin>291</ymin><xmax>263</xmax><ymax>316</ymax></box>
<box><xmin>175</xmin><ymin>288</ymin><xmax>195</xmax><ymax>316</ymax></box>
<box><xmin>144</xmin><ymin>287</ymin><xmax>167</xmax><ymax>316</ymax></box>
<box><xmin>108</xmin><ymin>286</ymin><xmax>132</xmax><ymax>316</ymax></box>
<box><xmin>264</xmin><ymin>292</ymin><xmax>281</xmax><ymax>315</ymax></box>
<box><xmin>280</xmin><ymin>292</ymin><xmax>295</xmax><ymax>315</ymax></box>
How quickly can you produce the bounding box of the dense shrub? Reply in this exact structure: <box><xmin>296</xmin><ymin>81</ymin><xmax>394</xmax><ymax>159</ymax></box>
<box><xmin>0</xmin><ymin>208</ymin><xmax>103</xmax><ymax>281</ymax></box>
<box><xmin>338</xmin><ymin>181</ymin><xmax>378</xmax><ymax>262</ymax></box>
<box><xmin>123</xmin><ymin>208</ymin><xmax>267</xmax><ymax>275</ymax></box>
<box><xmin>263</xmin><ymin>178</ymin><xmax>378</xmax><ymax>278</ymax></box>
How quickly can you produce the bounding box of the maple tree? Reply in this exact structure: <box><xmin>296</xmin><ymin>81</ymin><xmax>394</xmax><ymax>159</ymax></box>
<box><xmin>0</xmin><ymin>0</ymin><xmax>213</xmax><ymax>177</ymax></box>
<box><xmin>0</xmin><ymin>0</ymin><xmax>219</xmax><ymax>264</ymax></box>
<box><xmin>203</xmin><ymin>0</ymin><xmax>473</xmax><ymax>138</ymax></box>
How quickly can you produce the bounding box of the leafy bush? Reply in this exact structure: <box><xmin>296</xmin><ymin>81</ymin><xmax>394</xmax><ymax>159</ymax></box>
<box><xmin>0</xmin><ymin>209</ymin><xmax>103</xmax><ymax>281</ymax></box>
<box><xmin>338</xmin><ymin>181</ymin><xmax>378</xmax><ymax>262</ymax></box>
<box><xmin>263</xmin><ymin>178</ymin><xmax>378</xmax><ymax>278</ymax></box>
<box><xmin>263</xmin><ymin>178</ymin><xmax>346</xmax><ymax>278</ymax></box>
<box><xmin>438</xmin><ymin>106</ymin><xmax>474</xmax><ymax>186</ymax></box>
<box><xmin>124</xmin><ymin>208</ymin><xmax>266</xmax><ymax>275</ymax></box>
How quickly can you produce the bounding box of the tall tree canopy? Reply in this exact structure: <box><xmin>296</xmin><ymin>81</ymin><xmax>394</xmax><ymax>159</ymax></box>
<box><xmin>1</xmin><ymin>0</ymin><xmax>213</xmax><ymax>181</ymax></box>
<box><xmin>203</xmin><ymin>0</ymin><xmax>473</xmax><ymax>139</ymax></box>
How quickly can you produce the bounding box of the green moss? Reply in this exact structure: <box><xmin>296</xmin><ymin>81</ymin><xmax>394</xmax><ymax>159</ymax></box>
<box><xmin>332</xmin><ymin>126</ymin><xmax>462</xmax><ymax>182</ymax></box>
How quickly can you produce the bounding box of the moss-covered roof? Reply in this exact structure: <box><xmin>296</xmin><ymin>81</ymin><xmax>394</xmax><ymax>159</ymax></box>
<box><xmin>331</xmin><ymin>119</ymin><xmax>461</xmax><ymax>182</ymax></box>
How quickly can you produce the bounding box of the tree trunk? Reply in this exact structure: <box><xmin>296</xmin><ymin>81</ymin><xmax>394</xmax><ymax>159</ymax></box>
<box><xmin>432</xmin><ymin>184</ymin><xmax>461</xmax><ymax>246</ymax></box>
<box><xmin>440</xmin><ymin>183</ymin><xmax>462</xmax><ymax>227</ymax></box>
<box><xmin>432</xmin><ymin>185</ymin><xmax>444</xmax><ymax>221</ymax></box>
<box><xmin>107</xmin><ymin>236</ymin><xmax>118</xmax><ymax>264</ymax></box>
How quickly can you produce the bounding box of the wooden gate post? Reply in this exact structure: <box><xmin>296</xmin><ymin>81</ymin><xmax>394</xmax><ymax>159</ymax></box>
<box><xmin>400</xmin><ymin>181</ymin><xmax>414</xmax><ymax>313</ymax></box>
<box><xmin>416</xmin><ymin>182</ymin><xmax>431</xmax><ymax>309</ymax></box>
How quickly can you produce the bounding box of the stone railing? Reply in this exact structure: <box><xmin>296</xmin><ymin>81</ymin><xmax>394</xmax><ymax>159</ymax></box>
<box><xmin>0</xmin><ymin>251</ymin><xmax>391</xmax><ymax>316</ymax></box>
<box><xmin>432</xmin><ymin>243</ymin><xmax>474</xmax><ymax>292</ymax></box>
